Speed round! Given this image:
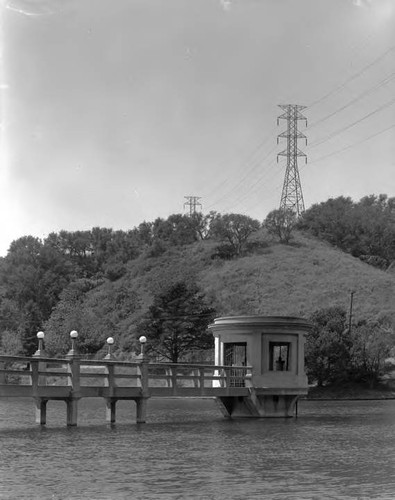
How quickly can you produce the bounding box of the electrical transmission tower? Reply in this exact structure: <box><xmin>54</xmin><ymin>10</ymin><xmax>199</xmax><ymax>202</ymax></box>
<box><xmin>277</xmin><ymin>104</ymin><xmax>307</xmax><ymax>216</ymax></box>
<box><xmin>184</xmin><ymin>196</ymin><xmax>202</xmax><ymax>216</ymax></box>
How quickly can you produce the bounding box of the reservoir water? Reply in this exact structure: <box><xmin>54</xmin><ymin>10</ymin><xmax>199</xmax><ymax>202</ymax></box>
<box><xmin>0</xmin><ymin>398</ymin><xmax>394</xmax><ymax>499</ymax></box>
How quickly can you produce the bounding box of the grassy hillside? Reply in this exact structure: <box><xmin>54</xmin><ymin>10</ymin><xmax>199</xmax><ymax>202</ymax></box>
<box><xmin>120</xmin><ymin>229</ymin><xmax>395</xmax><ymax>328</ymax></box>
<box><xmin>198</xmin><ymin>231</ymin><xmax>395</xmax><ymax>321</ymax></box>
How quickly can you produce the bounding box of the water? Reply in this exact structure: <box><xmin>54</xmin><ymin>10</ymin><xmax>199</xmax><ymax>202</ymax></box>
<box><xmin>0</xmin><ymin>398</ymin><xmax>394</xmax><ymax>499</ymax></box>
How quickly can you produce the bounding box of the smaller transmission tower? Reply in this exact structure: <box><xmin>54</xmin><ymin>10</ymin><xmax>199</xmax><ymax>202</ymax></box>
<box><xmin>184</xmin><ymin>196</ymin><xmax>202</xmax><ymax>216</ymax></box>
<box><xmin>277</xmin><ymin>104</ymin><xmax>307</xmax><ymax>216</ymax></box>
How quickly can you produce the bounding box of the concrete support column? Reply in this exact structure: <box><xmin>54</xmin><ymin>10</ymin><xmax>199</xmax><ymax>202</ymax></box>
<box><xmin>66</xmin><ymin>398</ymin><xmax>79</xmax><ymax>426</ymax></box>
<box><xmin>136</xmin><ymin>398</ymin><xmax>147</xmax><ymax>424</ymax></box>
<box><xmin>34</xmin><ymin>398</ymin><xmax>48</xmax><ymax>425</ymax></box>
<box><xmin>105</xmin><ymin>398</ymin><xmax>117</xmax><ymax>423</ymax></box>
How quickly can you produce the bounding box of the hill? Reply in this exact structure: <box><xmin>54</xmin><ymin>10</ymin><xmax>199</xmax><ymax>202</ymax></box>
<box><xmin>198</xmin><ymin>230</ymin><xmax>395</xmax><ymax>320</ymax></box>
<box><xmin>88</xmin><ymin>228</ymin><xmax>395</xmax><ymax>352</ymax></box>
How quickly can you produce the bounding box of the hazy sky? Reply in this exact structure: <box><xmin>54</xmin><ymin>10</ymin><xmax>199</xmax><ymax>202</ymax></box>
<box><xmin>0</xmin><ymin>0</ymin><xmax>394</xmax><ymax>255</ymax></box>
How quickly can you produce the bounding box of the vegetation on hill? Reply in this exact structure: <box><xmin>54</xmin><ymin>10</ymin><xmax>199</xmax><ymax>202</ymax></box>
<box><xmin>306</xmin><ymin>306</ymin><xmax>394</xmax><ymax>388</ymax></box>
<box><xmin>298</xmin><ymin>194</ymin><xmax>395</xmax><ymax>269</ymax></box>
<box><xmin>0</xmin><ymin>195</ymin><xmax>394</xmax><ymax>387</ymax></box>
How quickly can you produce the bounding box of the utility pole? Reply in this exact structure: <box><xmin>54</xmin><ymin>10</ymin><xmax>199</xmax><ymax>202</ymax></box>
<box><xmin>277</xmin><ymin>104</ymin><xmax>307</xmax><ymax>216</ymax></box>
<box><xmin>184</xmin><ymin>196</ymin><xmax>202</xmax><ymax>216</ymax></box>
<box><xmin>348</xmin><ymin>290</ymin><xmax>355</xmax><ymax>334</ymax></box>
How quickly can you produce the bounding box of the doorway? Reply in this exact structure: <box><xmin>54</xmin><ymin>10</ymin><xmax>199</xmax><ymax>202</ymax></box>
<box><xmin>224</xmin><ymin>342</ymin><xmax>247</xmax><ymax>387</ymax></box>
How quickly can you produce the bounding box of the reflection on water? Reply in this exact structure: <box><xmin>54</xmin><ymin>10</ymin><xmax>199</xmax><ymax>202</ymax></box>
<box><xmin>0</xmin><ymin>398</ymin><xmax>394</xmax><ymax>499</ymax></box>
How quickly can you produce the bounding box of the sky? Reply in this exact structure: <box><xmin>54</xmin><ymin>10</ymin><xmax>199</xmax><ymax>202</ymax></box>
<box><xmin>0</xmin><ymin>0</ymin><xmax>394</xmax><ymax>256</ymax></box>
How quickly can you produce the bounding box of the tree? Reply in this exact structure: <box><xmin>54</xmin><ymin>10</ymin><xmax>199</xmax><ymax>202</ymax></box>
<box><xmin>190</xmin><ymin>211</ymin><xmax>219</xmax><ymax>240</ymax></box>
<box><xmin>44</xmin><ymin>279</ymin><xmax>100</xmax><ymax>355</ymax></box>
<box><xmin>350</xmin><ymin>318</ymin><xmax>395</xmax><ymax>387</ymax></box>
<box><xmin>0</xmin><ymin>330</ymin><xmax>23</xmax><ymax>356</ymax></box>
<box><xmin>264</xmin><ymin>208</ymin><xmax>297</xmax><ymax>244</ymax></box>
<box><xmin>44</xmin><ymin>278</ymin><xmax>140</xmax><ymax>356</ymax></box>
<box><xmin>1</xmin><ymin>236</ymin><xmax>76</xmax><ymax>354</ymax></box>
<box><xmin>210</xmin><ymin>213</ymin><xmax>261</xmax><ymax>257</ymax></box>
<box><xmin>140</xmin><ymin>281</ymin><xmax>215</xmax><ymax>363</ymax></box>
<box><xmin>306</xmin><ymin>307</ymin><xmax>351</xmax><ymax>386</ymax></box>
<box><xmin>298</xmin><ymin>194</ymin><xmax>395</xmax><ymax>267</ymax></box>
<box><xmin>298</xmin><ymin>196</ymin><xmax>354</xmax><ymax>248</ymax></box>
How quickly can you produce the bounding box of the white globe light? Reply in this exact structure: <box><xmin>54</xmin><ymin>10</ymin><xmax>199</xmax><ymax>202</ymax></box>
<box><xmin>37</xmin><ymin>331</ymin><xmax>45</xmax><ymax>339</ymax></box>
<box><xmin>70</xmin><ymin>330</ymin><xmax>78</xmax><ymax>339</ymax></box>
<box><xmin>107</xmin><ymin>337</ymin><xmax>114</xmax><ymax>345</ymax></box>
<box><xmin>139</xmin><ymin>336</ymin><xmax>147</xmax><ymax>344</ymax></box>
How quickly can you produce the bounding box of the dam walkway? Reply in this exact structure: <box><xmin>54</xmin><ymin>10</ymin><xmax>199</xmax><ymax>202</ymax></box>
<box><xmin>0</xmin><ymin>354</ymin><xmax>252</xmax><ymax>425</ymax></box>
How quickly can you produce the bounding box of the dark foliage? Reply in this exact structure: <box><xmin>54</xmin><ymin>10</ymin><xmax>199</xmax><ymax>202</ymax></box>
<box><xmin>211</xmin><ymin>244</ymin><xmax>238</xmax><ymax>260</ymax></box>
<box><xmin>264</xmin><ymin>208</ymin><xmax>297</xmax><ymax>244</ymax></box>
<box><xmin>139</xmin><ymin>281</ymin><xmax>215</xmax><ymax>363</ymax></box>
<box><xmin>306</xmin><ymin>306</ymin><xmax>351</xmax><ymax>386</ymax></box>
<box><xmin>210</xmin><ymin>213</ymin><xmax>261</xmax><ymax>256</ymax></box>
<box><xmin>306</xmin><ymin>306</ymin><xmax>394</xmax><ymax>387</ymax></box>
<box><xmin>298</xmin><ymin>194</ymin><xmax>395</xmax><ymax>268</ymax></box>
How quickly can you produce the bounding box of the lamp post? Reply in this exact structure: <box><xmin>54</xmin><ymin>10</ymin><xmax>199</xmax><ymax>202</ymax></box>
<box><xmin>34</xmin><ymin>331</ymin><xmax>45</xmax><ymax>357</ymax></box>
<box><xmin>139</xmin><ymin>336</ymin><xmax>147</xmax><ymax>359</ymax></box>
<box><xmin>67</xmin><ymin>330</ymin><xmax>79</xmax><ymax>357</ymax></box>
<box><xmin>105</xmin><ymin>337</ymin><xmax>114</xmax><ymax>360</ymax></box>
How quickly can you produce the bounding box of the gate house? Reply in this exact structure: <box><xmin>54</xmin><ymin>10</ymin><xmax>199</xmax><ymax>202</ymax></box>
<box><xmin>208</xmin><ymin>316</ymin><xmax>312</xmax><ymax>418</ymax></box>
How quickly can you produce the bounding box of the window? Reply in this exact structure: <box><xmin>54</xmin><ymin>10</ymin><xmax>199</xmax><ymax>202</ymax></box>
<box><xmin>269</xmin><ymin>342</ymin><xmax>290</xmax><ymax>371</ymax></box>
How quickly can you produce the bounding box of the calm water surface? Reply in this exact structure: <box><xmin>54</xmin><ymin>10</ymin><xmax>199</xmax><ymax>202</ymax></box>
<box><xmin>0</xmin><ymin>398</ymin><xmax>394</xmax><ymax>499</ymax></box>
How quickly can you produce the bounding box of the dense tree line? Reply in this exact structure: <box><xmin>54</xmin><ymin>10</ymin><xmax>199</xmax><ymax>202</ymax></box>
<box><xmin>0</xmin><ymin>212</ymin><xmax>261</xmax><ymax>355</ymax></box>
<box><xmin>298</xmin><ymin>194</ymin><xmax>395</xmax><ymax>269</ymax></box>
<box><xmin>306</xmin><ymin>306</ymin><xmax>395</xmax><ymax>387</ymax></box>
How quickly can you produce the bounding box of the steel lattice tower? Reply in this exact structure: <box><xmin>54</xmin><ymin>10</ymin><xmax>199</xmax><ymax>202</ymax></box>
<box><xmin>184</xmin><ymin>196</ymin><xmax>202</xmax><ymax>216</ymax></box>
<box><xmin>277</xmin><ymin>104</ymin><xmax>307</xmax><ymax>216</ymax></box>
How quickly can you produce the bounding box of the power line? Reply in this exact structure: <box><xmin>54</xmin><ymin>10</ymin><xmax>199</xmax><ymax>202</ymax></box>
<box><xmin>309</xmin><ymin>95</ymin><xmax>395</xmax><ymax>149</ymax></box>
<box><xmin>309</xmin><ymin>43</ymin><xmax>395</xmax><ymax>110</ymax></box>
<box><xmin>205</xmin><ymin>142</ymin><xmax>278</xmax><ymax>211</ymax></box>
<box><xmin>307</xmin><ymin>123</ymin><xmax>395</xmax><ymax>165</ymax></box>
<box><xmin>308</xmin><ymin>71</ymin><xmax>395</xmax><ymax>130</ymax></box>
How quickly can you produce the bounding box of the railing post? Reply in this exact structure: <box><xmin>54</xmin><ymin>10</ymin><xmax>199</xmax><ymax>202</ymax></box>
<box><xmin>66</xmin><ymin>357</ymin><xmax>81</xmax><ymax>426</ymax></box>
<box><xmin>31</xmin><ymin>359</ymin><xmax>39</xmax><ymax>393</ymax></box>
<box><xmin>105</xmin><ymin>362</ymin><xmax>117</xmax><ymax>423</ymax></box>
<box><xmin>165</xmin><ymin>367</ymin><xmax>172</xmax><ymax>387</ymax></box>
<box><xmin>225</xmin><ymin>366</ymin><xmax>231</xmax><ymax>389</ymax></box>
<box><xmin>199</xmin><ymin>367</ymin><xmax>205</xmax><ymax>393</ymax></box>
<box><xmin>245</xmin><ymin>367</ymin><xmax>252</xmax><ymax>388</ymax></box>
<box><xmin>0</xmin><ymin>360</ymin><xmax>5</xmax><ymax>385</ymax></box>
<box><xmin>33</xmin><ymin>332</ymin><xmax>47</xmax><ymax>388</ymax></box>
<box><xmin>170</xmin><ymin>366</ymin><xmax>177</xmax><ymax>395</ymax></box>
